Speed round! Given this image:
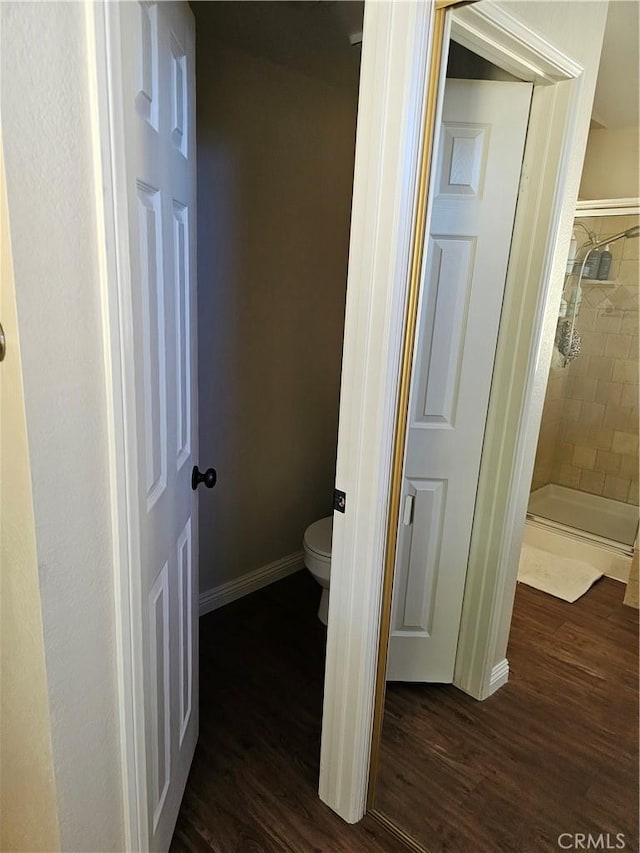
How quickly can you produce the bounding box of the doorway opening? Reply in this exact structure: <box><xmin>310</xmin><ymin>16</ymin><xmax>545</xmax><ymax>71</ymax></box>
<box><xmin>193</xmin><ymin>1</ymin><xmax>363</xmax><ymax>621</ymax></box>
<box><xmin>173</xmin><ymin>0</ymin><xmax>368</xmax><ymax>847</ymax></box>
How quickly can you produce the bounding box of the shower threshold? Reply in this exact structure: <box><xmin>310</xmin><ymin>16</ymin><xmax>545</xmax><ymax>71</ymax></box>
<box><xmin>528</xmin><ymin>484</ymin><xmax>638</xmax><ymax>553</ymax></box>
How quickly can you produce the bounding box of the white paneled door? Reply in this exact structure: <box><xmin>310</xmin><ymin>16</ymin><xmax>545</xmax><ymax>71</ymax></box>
<box><xmin>387</xmin><ymin>79</ymin><xmax>532</xmax><ymax>683</ymax></box>
<box><xmin>119</xmin><ymin>3</ymin><xmax>198</xmax><ymax>848</ymax></box>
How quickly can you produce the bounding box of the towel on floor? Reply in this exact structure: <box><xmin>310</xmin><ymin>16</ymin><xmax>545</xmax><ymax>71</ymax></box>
<box><xmin>518</xmin><ymin>544</ymin><xmax>603</xmax><ymax>603</ymax></box>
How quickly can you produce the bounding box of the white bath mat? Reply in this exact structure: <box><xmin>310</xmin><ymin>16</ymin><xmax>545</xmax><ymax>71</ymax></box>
<box><xmin>518</xmin><ymin>544</ymin><xmax>603</xmax><ymax>603</ymax></box>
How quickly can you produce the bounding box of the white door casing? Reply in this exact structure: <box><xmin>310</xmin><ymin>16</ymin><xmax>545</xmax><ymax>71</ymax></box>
<box><xmin>118</xmin><ymin>2</ymin><xmax>198</xmax><ymax>848</ymax></box>
<box><xmin>387</xmin><ymin>79</ymin><xmax>532</xmax><ymax>683</ymax></box>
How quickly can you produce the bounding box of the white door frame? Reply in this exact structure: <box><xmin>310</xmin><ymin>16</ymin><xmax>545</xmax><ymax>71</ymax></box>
<box><xmin>86</xmin><ymin>2</ymin><xmax>149</xmax><ymax>849</ymax></box>
<box><xmin>321</xmin><ymin>0</ymin><xmax>603</xmax><ymax>825</ymax></box>
<box><xmin>318</xmin><ymin>0</ymin><xmax>436</xmax><ymax>823</ymax></box>
<box><xmin>449</xmin><ymin>2</ymin><xmax>585</xmax><ymax>701</ymax></box>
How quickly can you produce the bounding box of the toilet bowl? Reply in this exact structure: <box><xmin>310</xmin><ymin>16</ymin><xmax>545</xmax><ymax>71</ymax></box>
<box><xmin>303</xmin><ymin>516</ymin><xmax>333</xmax><ymax>625</ymax></box>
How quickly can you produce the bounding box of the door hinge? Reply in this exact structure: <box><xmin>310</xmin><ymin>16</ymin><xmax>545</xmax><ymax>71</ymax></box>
<box><xmin>333</xmin><ymin>488</ymin><xmax>346</xmax><ymax>513</ymax></box>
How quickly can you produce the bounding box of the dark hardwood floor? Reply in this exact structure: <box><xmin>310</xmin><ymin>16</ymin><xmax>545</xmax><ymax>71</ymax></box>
<box><xmin>375</xmin><ymin>578</ymin><xmax>639</xmax><ymax>853</ymax></box>
<box><xmin>172</xmin><ymin>572</ymin><xmax>638</xmax><ymax>853</ymax></box>
<box><xmin>170</xmin><ymin>570</ymin><xmax>406</xmax><ymax>853</ymax></box>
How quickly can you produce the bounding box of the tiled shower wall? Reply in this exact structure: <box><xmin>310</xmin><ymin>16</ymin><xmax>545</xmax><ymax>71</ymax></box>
<box><xmin>532</xmin><ymin>213</ymin><xmax>639</xmax><ymax>506</ymax></box>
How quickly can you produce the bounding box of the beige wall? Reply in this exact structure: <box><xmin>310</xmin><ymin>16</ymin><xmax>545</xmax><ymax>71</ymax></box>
<box><xmin>1</xmin><ymin>4</ymin><xmax>123</xmax><ymax>849</ymax></box>
<box><xmin>195</xmin><ymin>31</ymin><xmax>358</xmax><ymax>589</ymax></box>
<box><xmin>1</xmin><ymin>138</ymin><xmax>60</xmax><ymax>853</ymax></box>
<box><xmin>532</xmin><ymin>213</ymin><xmax>639</xmax><ymax>505</ymax></box>
<box><xmin>580</xmin><ymin>126</ymin><xmax>640</xmax><ymax>200</ymax></box>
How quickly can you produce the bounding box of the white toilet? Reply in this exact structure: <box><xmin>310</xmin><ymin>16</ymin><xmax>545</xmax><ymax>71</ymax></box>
<box><xmin>303</xmin><ymin>516</ymin><xmax>333</xmax><ymax>625</ymax></box>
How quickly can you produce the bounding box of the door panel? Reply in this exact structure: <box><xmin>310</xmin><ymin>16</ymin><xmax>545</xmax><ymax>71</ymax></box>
<box><xmin>120</xmin><ymin>2</ymin><xmax>198</xmax><ymax>848</ymax></box>
<box><xmin>387</xmin><ymin>79</ymin><xmax>532</xmax><ymax>683</ymax></box>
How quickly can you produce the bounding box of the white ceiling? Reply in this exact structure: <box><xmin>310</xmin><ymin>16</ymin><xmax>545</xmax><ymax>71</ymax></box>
<box><xmin>592</xmin><ymin>0</ymin><xmax>639</xmax><ymax>129</ymax></box>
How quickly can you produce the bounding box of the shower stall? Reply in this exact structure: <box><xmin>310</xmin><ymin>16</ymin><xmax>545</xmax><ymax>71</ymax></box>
<box><xmin>528</xmin><ymin>203</ymin><xmax>639</xmax><ymax>571</ymax></box>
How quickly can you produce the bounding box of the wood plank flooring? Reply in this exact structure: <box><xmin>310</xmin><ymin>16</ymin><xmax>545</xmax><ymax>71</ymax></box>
<box><xmin>375</xmin><ymin>578</ymin><xmax>639</xmax><ymax>853</ymax></box>
<box><xmin>170</xmin><ymin>570</ymin><xmax>405</xmax><ymax>853</ymax></box>
<box><xmin>172</xmin><ymin>573</ymin><xmax>637</xmax><ymax>852</ymax></box>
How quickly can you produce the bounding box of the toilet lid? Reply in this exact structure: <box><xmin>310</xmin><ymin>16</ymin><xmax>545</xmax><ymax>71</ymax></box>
<box><xmin>304</xmin><ymin>516</ymin><xmax>333</xmax><ymax>558</ymax></box>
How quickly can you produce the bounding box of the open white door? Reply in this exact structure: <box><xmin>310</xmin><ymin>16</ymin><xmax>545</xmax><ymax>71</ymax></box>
<box><xmin>387</xmin><ymin>79</ymin><xmax>532</xmax><ymax>683</ymax></box>
<box><xmin>118</xmin><ymin>2</ymin><xmax>198</xmax><ymax>848</ymax></box>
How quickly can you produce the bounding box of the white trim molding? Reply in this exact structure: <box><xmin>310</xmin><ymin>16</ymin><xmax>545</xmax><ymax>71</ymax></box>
<box><xmin>488</xmin><ymin>659</ymin><xmax>510</xmax><ymax>696</ymax></box>
<box><xmin>199</xmin><ymin>553</ymin><xmax>304</xmax><ymax>616</ymax></box>
<box><xmin>450</xmin><ymin>0</ymin><xmax>582</xmax><ymax>85</ymax></box>
<box><xmin>576</xmin><ymin>197</ymin><xmax>640</xmax><ymax>217</ymax></box>
<box><xmin>453</xmin><ymin>3</ymin><xmax>607</xmax><ymax>703</ymax></box>
<box><xmin>319</xmin><ymin>0</ymin><xmax>435</xmax><ymax>824</ymax></box>
<box><xmin>86</xmin><ymin>2</ymin><xmax>149</xmax><ymax>849</ymax></box>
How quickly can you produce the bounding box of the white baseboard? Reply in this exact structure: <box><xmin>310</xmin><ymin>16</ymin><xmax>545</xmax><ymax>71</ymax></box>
<box><xmin>199</xmin><ymin>550</ymin><xmax>305</xmax><ymax>616</ymax></box>
<box><xmin>487</xmin><ymin>658</ymin><xmax>510</xmax><ymax>696</ymax></box>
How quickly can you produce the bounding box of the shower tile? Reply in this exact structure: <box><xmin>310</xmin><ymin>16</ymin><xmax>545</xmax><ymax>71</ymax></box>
<box><xmin>621</xmin><ymin>311</ymin><xmax>639</xmax><ymax>334</ymax></box>
<box><xmin>582</xmin><ymin>286</ymin><xmax>609</xmax><ymax>308</ymax></box>
<box><xmin>612</xmin><ymin>359</ymin><xmax>637</xmax><ymax>384</ymax></box>
<box><xmin>607</xmin><ymin>235</ymin><xmax>626</xmax><ymax>261</ymax></box>
<box><xmin>572</xmin><ymin>445</ymin><xmax>596</xmax><ymax>469</ymax></box>
<box><xmin>580</xmin><ymin>469</ymin><xmax>605</xmax><ymax>495</ymax></box>
<box><xmin>533</xmin><ymin>459</ymin><xmax>553</xmax><ymax>486</ymax></box>
<box><xmin>594</xmin><ymin>380</ymin><xmax>623</xmax><ymax>406</ymax></box>
<box><xmin>533</xmin><ymin>455</ymin><xmax>553</xmax><ymax>480</ymax></box>
<box><xmin>630</xmin><ymin>335</ymin><xmax>639</xmax><ymax>360</ymax></box>
<box><xmin>619</xmin><ymin>454</ymin><xmax>640</xmax><ymax>479</ymax></box>
<box><xmin>612</xmin><ymin>431</ymin><xmax>639</xmax><ymax>455</ymax></box>
<box><xmin>620</xmin><ymin>384</ymin><xmax>639</xmax><ymax>409</ymax></box>
<box><xmin>603</xmin><ymin>405</ymin><xmax>636</xmax><ymax>431</ymax></box>
<box><xmin>595</xmin><ymin>450</ymin><xmax>622</xmax><ymax>475</ymax></box>
<box><xmin>556</xmin><ymin>441</ymin><xmax>574</xmax><ymax>461</ymax></box>
<box><xmin>544</xmin><ymin>398</ymin><xmax>564</xmax><ymax>421</ymax></box>
<box><xmin>567</xmin><ymin>375</ymin><xmax>598</xmax><ymax>401</ymax></box>
<box><xmin>546</xmin><ymin>375</ymin><xmax>566</xmax><ymax>399</ymax></box>
<box><xmin>580</xmin><ymin>401</ymin><xmax>605</xmax><ymax>428</ymax></box>
<box><xmin>538</xmin><ymin>423</ymin><xmax>558</xmax><ymax>451</ymax></box>
<box><xmin>561</xmin><ymin>421</ymin><xmax>586</xmax><ymax>444</ymax></box>
<box><xmin>579</xmin><ymin>330</ymin><xmax>606</xmax><ymax>356</ymax></box>
<box><xmin>556</xmin><ymin>463</ymin><xmax>582</xmax><ymax>489</ymax></box>
<box><xmin>616</xmin><ymin>262</ymin><xmax>640</xmax><ymax>288</ymax></box>
<box><xmin>607</xmin><ymin>258</ymin><xmax>622</xmax><ymax>283</ymax></box>
<box><xmin>531</xmin><ymin>471</ymin><xmax>549</xmax><ymax>492</ymax></box>
<box><xmin>623</xmin><ymin>234</ymin><xmax>640</xmax><ymax>261</ymax></box>
<box><xmin>562</xmin><ymin>399</ymin><xmax>583</xmax><ymax>421</ymax></box>
<box><xmin>589</xmin><ymin>356</ymin><xmax>615</xmax><ymax>380</ymax></box>
<box><xmin>604</xmin><ymin>333</ymin><xmax>632</xmax><ymax>359</ymax></box>
<box><xmin>627</xmin><ymin>480</ymin><xmax>639</xmax><ymax>506</ymax></box>
<box><xmin>594</xmin><ymin>312</ymin><xmax>623</xmax><ymax>334</ymax></box>
<box><xmin>607</xmin><ymin>289</ymin><xmax>636</xmax><ymax>314</ymax></box>
<box><xmin>567</xmin><ymin>354</ymin><xmax>589</xmax><ymax>376</ymax></box>
<box><xmin>577</xmin><ymin>308</ymin><xmax>597</xmax><ymax>330</ymax></box>
<box><xmin>588</xmin><ymin>425</ymin><xmax>614</xmax><ymax>450</ymax></box>
<box><xmin>603</xmin><ymin>474</ymin><xmax>631</xmax><ymax>502</ymax></box>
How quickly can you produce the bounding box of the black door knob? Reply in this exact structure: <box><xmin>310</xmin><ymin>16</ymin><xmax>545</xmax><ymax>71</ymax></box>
<box><xmin>192</xmin><ymin>465</ymin><xmax>217</xmax><ymax>491</ymax></box>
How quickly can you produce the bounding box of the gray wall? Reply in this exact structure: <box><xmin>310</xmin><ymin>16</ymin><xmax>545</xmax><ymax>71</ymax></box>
<box><xmin>195</xmin><ymin>26</ymin><xmax>359</xmax><ymax>590</ymax></box>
